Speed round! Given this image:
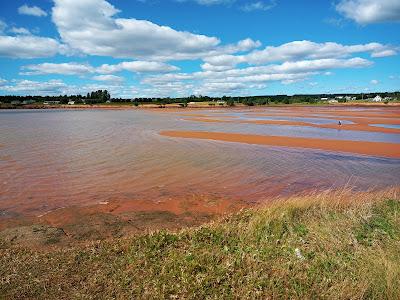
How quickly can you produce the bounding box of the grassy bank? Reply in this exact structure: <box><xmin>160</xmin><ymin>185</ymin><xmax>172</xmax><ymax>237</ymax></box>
<box><xmin>1</xmin><ymin>189</ymin><xmax>399</xmax><ymax>299</ymax></box>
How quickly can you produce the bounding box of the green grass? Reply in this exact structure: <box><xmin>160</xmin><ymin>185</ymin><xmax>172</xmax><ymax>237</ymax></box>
<box><xmin>1</xmin><ymin>190</ymin><xmax>399</xmax><ymax>299</ymax></box>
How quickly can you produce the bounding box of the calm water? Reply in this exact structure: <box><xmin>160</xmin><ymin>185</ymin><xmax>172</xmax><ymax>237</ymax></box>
<box><xmin>1</xmin><ymin>108</ymin><xmax>400</xmax><ymax>217</ymax></box>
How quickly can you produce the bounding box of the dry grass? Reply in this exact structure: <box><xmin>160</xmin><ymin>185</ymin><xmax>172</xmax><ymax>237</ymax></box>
<box><xmin>1</xmin><ymin>189</ymin><xmax>399</xmax><ymax>299</ymax></box>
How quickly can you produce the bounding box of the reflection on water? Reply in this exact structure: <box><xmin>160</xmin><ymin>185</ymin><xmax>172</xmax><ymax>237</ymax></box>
<box><xmin>1</xmin><ymin>108</ymin><xmax>399</xmax><ymax>217</ymax></box>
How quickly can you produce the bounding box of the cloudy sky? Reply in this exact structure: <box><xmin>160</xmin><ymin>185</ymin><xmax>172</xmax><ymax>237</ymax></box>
<box><xmin>0</xmin><ymin>0</ymin><xmax>399</xmax><ymax>98</ymax></box>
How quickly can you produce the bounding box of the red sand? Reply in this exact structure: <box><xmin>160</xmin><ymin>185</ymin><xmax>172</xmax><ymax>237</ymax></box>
<box><xmin>161</xmin><ymin>130</ymin><xmax>400</xmax><ymax>159</ymax></box>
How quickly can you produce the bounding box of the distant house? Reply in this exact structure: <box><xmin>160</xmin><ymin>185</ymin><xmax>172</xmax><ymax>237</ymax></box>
<box><xmin>335</xmin><ymin>96</ymin><xmax>344</xmax><ymax>100</ymax></box>
<box><xmin>43</xmin><ymin>101</ymin><xmax>60</xmax><ymax>105</ymax></box>
<box><xmin>68</xmin><ymin>100</ymin><xmax>75</xmax><ymax>105</ymax></box>
<box><xmin>328</xmin><ymin>99</ymin><xmax>338</xmax><ymax>104</ymax></box>
<box><xmin>372</xmin><ymin>95</ymin><xmax>382</xmax><ymax>102</ymax></box>
<box><xmin>320</xmin><ymin>97</ymin><xmax>329</xmax><ymax>101</ymax></box>
<box><xmin>216</xmin><ymin>100</ymin><xmax>226</xmax><ymax>105</ymax></box>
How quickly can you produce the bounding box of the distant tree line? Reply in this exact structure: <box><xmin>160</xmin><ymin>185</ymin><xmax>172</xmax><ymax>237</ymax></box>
<box><xmin>0</xmin><ymin>90</ymin><xmax>111</xmax><ymax>104</ymax></box>
<box><xmin>1</xmin><ymin>91</ymin><xmax>399</xmax><ymax>106</ymax></box>
<box><xmin>128</xmin><ymin>92</ymin><xmax>400</xmax><ymax>106</ymax></box>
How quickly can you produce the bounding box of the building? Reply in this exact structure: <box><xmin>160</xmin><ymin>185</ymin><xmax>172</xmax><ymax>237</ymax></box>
<box><xmin>43</xmin><ymin>101</ymin><xmax>60</xmax><ymax>105</ymax></box>
<box><xmin>328</xmin><ymin>99</ymin><xmax>338</xmax><ymax>104</ymax></box>
<box><xmin>320</xmin><ymin>97</ymin><xmax>329</xmax><ymax>101</ymax></box>
<box><xmin>372</xmin><ymin>95</ymin><xmax>382</xmax><ymax>102</ymax></box>
<box><xmin>68</xmin><ymin>101</ymin><xmax>75</xmax><ymax>105</ymax></box>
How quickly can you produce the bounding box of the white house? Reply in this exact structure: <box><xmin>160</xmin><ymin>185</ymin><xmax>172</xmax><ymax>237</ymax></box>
<box><xmin>43</xmin><ymin>101</ymin><xmax>60</xmax><ymax>105</ymax></box>
<box><xmin>68</xmin><ymin>100</ymin><xmax>75</xmax><ymax>105</ymax></box>
<box><xmin>372</xmin><ymin>95</ymin><xmax>382</xmax><ymax>102</ymax></box>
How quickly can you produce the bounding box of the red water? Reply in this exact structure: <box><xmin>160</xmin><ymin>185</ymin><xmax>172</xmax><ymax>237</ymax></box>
<box><xmin>1</xmin><ymin>107</ymin><xmax>399</xmax><ymax>220</ymax></box>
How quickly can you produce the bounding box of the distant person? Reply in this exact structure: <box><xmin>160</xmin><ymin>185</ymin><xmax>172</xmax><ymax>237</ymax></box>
<box><xmin>338</xmin><ymin>121</ymin><xmax>342</xmax><ymax>126</ymax></box>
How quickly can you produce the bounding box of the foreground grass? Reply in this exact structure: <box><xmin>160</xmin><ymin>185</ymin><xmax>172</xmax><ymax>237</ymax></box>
<box><xmin>1</xmin><ymin>190</ymin><xmax>399</xmax><ymax>299</ymax></box>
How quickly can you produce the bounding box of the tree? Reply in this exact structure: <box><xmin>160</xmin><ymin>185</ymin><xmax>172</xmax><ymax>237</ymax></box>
<box><xmin>226</xmin><ymin>98</ymin><xmax>235</xmax><ymax>106</ymax></box>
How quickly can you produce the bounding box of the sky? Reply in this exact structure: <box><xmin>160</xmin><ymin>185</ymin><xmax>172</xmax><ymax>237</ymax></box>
<box><xmin>0</xmin><ymin>0</ymin><xmax>399</xmax><ymax>98</ymax></box>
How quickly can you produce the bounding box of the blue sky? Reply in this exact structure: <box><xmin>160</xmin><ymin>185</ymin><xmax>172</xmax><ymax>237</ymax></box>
<box><xmin>0</xmin><ymin>0</ymin><xmax>399</xmax><ymax>98</ymax></box>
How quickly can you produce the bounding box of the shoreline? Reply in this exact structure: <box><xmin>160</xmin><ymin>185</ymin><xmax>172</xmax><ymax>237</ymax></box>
<box><xmin>2</xmin><ymin>102</ymin><xmax>400</xmax><ymax>110</ymax></box>
<box><xmin>1</xmin><ymin>189</ymin><xmax>399</xmax><ymax>299</ymax></box>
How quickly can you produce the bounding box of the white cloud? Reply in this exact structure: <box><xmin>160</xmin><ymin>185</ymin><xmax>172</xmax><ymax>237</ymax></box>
<box><xmin>9</xmin><ymin>27</ymin><xmax>31</xmax><ymax>35</ymax></box>
<box><xmin>241</xmin><ymin>1</ymin><xmax>276</xmax><ymax>12</ymax></box>
<box><xmin>336</xmin><ymin>0</ymin><xmax>400</xmax><ymax>24</ymax></box>
<box><xmin>0</xmin><ymin>35</ymin><xmax>61</xmax><ymax>59</ymax></box>
<box><xmin>18</xmin><ymin>4</ymin><xmax>48</xmax><ymax>17</ymax></box>
<box><xmin>140</xmin><ymin>57</ymin><xmax>373</xmax><ymax>96</ymax></box>
<box><xmin>21</xmin><ymin>61</ymin><xmax>179</xmax><ymax>75</ymax></box>
<box><xmin>92</xmin><ymin>74</ymin><xmax>124</xmax><ymax>83</ymax></box>
<box><xmin>370</xmin><ymin>49</ymin><xmax>397</xmax><ymax>57</ymax></box>
<box><xmin>52</xmin><ymin>0</ymin><xmax>221</xmax><ymax>60</ymax></box>
<box><xmin>21</xmin><ymin>62</ymin><xmax>95</xmax><ymax>75</ymax></box>
<box><xmin>176</xmin><ymin>0</ymin><xmax>235</xmax><ymax>6</ymax></box>
<box><xmin>200</xmin><ymin>40</ymin><xmax>396</xmax><ymax>70</ymax></box>
<box><xmin>0</xmin><ymin>79</ymin><xmax>136</xmax><ymax>98</ymax></box>
<box><xmin>244</xmin><ymin>41</ymin><xmax>396</xmax><ymax>65</ymax></box>
<box><xmin>97</xmin><ymin>61</ymin><xmax>179</xmax><ymax>73</ymax></box>
<box><xmin>1</xmin><ymin>79</ymin><xmax>67</xmax><ymax>95</ymax></box>
<box><xmin>370</xmin><ymin>79</ymin><xmax>379</xmax><ymax>84</ymax></box>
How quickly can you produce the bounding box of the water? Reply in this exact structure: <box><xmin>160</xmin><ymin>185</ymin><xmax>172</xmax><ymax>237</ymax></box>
<box><xmin>1</xmin><ymin>108</ymin><xmax>399</xmax><ymax>217</ymax></box>
<box><xmin>371</xmin><ymin>124</ymin><xmax>400</xmax><ymax>129</ymax></box>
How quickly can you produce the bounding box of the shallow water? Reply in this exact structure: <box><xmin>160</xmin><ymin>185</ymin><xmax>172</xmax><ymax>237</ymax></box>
<box><xmin>1</xmin><ymin>108</ymin><xmax>399</xmax><ymax>217</ymax></box>
<box><xmin>371</xmin><ymin>124</ymin><xmax>400</xmax><ymax>129</ymax></box>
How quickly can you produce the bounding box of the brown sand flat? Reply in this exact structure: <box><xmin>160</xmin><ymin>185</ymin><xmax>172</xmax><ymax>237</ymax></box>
<box><xmin>161</xmin><ymin>130</ymin><xmax>400</xmax><ymax>159</ymax></box>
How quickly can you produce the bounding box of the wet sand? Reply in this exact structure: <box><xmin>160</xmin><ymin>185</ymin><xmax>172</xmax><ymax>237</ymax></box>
<box><xmin>161</xmin><ymin>130</ymin><xmax>400</xmax><ymax>158</ymax></box>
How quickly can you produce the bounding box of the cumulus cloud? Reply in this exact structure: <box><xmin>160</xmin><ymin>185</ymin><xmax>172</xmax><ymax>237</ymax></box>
<box><xmin>370</xmin><ymin>79</ymin><xmax>379</xmax><ymax>84</ymax></box>
<box><xmin>21</xmin><ymin>61</ymin><xmax>179</xmax><ymax>75</ymax></box>
<box><xmin>18</xmin><ymin>4</ymin><xmax>48</xmax><ymax>17</ymax></box>
<box><xmin>201</xmin><ymin>40</ymin><xmax>396</xmax><ymax>70</ymax></box>
<box><xmin>21</xmin><ymin>62</ymin><xmax>95</xmax><ymax>75</ymax></box>
<box><xmin>92</xmin><ymin>74</ymin><xmax>124</xmax><ymax>83</ymax></box>
<box><xmin>9</xmin><ymin>27</ymin><xmax>31</xmax><ymax>35</ymax></box>
<box><xmin>97</xmin><ymin>61</ymin><xmax>179</xmax><ymax>73</ymax></box>
<box><xmin>244</xmin><ymin>41</ymin><xmax>396</xmax><ymax>65</ymax></box>
<box><xmin>1</xmin><ymin>79</ymin><xmax>67</xmax><ymax>95</ymax></box>
<box><xmin>0</xmin><ymin>35</ymin><xmax>61</xmax><ymax>59</ymax></box>
<box><xmin>52</xmin><ymin>0</ymin><xmax>222</xmax><ymax>60</ymax></box>
<box><xmin>241</xmin><ymin>1</ymin><xmax>276</xmax><ymax>12</ymax></box>
<box><xmin>336</xmin><ymin>0</ymin><xmax>400</xmax><ymax>24</ymax></box>
<box><xmin>140</xmin><ymin>57</ymin><xmax>373</xmax><ymax>96</ymax></box>
<box><xmin>175</xmin><ymin>0</ymin><xmax>236</xmax><ymax>6</ymax></box>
